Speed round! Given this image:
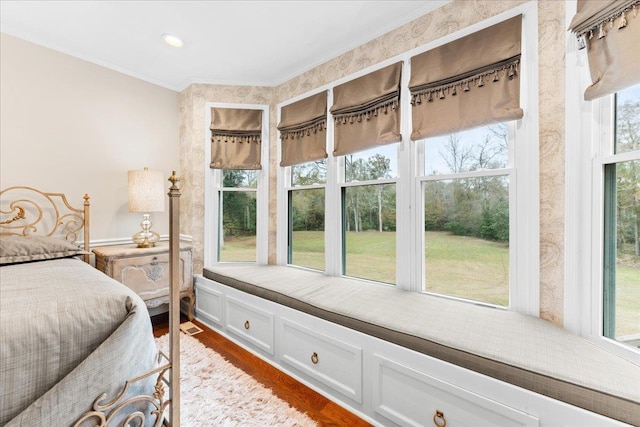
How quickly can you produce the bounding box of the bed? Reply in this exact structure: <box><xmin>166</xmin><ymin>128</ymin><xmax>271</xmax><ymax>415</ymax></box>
<box><xmin>0</xmin><ymin>182</ymin><xmax>181</xmax><ymax>427</ymax></box>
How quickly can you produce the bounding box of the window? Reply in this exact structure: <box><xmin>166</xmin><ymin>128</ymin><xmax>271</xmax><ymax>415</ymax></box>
<box><xmin>277</xmin><ymin>5</ymin><xmax>538</xmax><ymax>314</ymax></box>
<box><xmin>566</xmin><ymin>0</ymin><xmax>640</xmax><ymax>362</ymax></box>
<box><xmin>342</xmin><ymin>145</ymin><xmax>397</xmax><ymax>284</ymax></box>
<box><xmin>205</xmin><ymin>103</ymin><xmax>269</xmax><ymax>266</ymax></box>
<box><xmin>567</xmin><ymin>70</ymin><xmax>640</xmax><ymax>361</ymax></box>
<box><xmin>219</xmin><ymin>170</ymin><xmax>257</xmax><ymax>262</ymax></box>
<box><xmin>288</xmin><ymin>160</ymin><xmax>326</xmax><ymax>270</ymax></box>
<box><xmin>601</xmin><ymin>85</ymin><xmax>640</xmax><ymax>349</ymax></box>
<box><xmin>419</xmin><ymin>123</ymin><xmax>513</xmax><ymax>306</ymax></box>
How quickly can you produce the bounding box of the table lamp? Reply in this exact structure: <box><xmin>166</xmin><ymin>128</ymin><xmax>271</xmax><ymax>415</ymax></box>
<box><xmin>128</xmin><ymin>167</ymin><xmax>164</xmax><ymax>247</ymax></box>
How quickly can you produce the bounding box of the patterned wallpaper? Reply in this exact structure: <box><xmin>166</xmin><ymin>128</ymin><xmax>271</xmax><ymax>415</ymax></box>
<box><xmin>178</xmin><ymin>84</ymin><xmax>275</xmax><ymax>270</ymax></box>
<box><xmin>179</xmin><ymin>0</ymin><xmax>566</xmax><ymax>326</ymax></box>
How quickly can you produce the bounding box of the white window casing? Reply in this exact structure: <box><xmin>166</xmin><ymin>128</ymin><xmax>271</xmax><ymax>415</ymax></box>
<box><xmin>564</xmin><ymin>0</ymin><xmax>640</xmax><ymax>364</ymax></box>
<box><xmin>204</xmin><ymin>102</ymin><xmax>269</xmax><ymax>267</ymax></box>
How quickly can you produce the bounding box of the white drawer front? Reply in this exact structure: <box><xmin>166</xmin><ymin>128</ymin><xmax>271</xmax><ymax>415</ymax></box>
<box><xmin>195</xmin><ymin>283</ymin><xmax>223</xmax><ymax>327</ymax></box>
<box><xmin>373</xmin><ymin>354</ymin><xmax>539</xmax><ymax>427</ymax></box>
<box><xmin>279</xmin><ymin>318</ymin><xmax>362</xmax><ymax>403</ymax></box>
<box><xmin>225</xmin><ymin>296</ymin><xmax>275</xmax><ymax>355</ymax></box>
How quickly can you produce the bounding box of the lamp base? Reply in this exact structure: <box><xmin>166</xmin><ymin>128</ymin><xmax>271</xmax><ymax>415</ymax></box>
<box><xmin>132</xmin><ymin>213</ymin><xmax>160</xmax><ymax>248</ymax></box>
<box><xmin>132</xmin><ymin>231</ymin><xmax>160</xmax><ymax>248</ymax></box>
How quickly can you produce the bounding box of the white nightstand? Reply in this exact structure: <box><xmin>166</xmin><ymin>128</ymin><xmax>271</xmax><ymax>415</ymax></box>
<box><xmin>93</xmin><ymin>242</ymin><xmax>194</xmax><ymax>319</ymax></box>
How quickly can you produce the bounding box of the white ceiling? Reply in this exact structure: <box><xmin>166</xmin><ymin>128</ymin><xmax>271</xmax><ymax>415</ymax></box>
<box><xmin>0</xmin><ymin>1</ymin><xmax>450</xmax><ymax>91</ymax></box>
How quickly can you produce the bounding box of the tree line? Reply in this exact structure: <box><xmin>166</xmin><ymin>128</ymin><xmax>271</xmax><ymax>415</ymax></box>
<box><xmin>616</xmin><ymin>98</ymin><xmax>640</xmax><ymax>258</ymax></box>
<box><xmin>222</xmin><ymin>99</ymin><xmax>639</xmax><ymax>256</ymax></box>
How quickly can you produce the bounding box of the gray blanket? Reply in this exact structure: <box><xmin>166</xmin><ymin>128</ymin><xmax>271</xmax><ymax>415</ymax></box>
<box><xmin>0</xmin><ymin>258</ymin><xmax>158</xmax><ymax>426</ymax></box>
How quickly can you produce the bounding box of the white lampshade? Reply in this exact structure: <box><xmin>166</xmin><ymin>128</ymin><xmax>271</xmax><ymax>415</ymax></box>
<box><xmin>128</xmin><ymin>168</ymin><xmax>165</xmax><ymax>213</ymax></box>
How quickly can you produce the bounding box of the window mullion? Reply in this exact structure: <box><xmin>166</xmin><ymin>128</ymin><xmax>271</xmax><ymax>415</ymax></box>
<box><xmin>325</xmin><ymin>89</ymin><xmax>342</xmax><ymax>276</ymax></box>
<box><xmin>397</xmin><ymin>57</ymin><xmax>413</xmax><ymax>290</ymax></box>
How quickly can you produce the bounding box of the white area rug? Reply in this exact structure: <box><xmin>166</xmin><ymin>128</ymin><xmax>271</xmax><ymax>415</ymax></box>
<box><xmin>155</xmin><ymin>333</ymin><xmax>317</xmax><ymax>427</ymax></box>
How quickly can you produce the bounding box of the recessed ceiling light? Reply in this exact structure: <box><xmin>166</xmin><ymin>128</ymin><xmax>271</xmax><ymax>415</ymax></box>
<box><xmin>162</xmin><ymin>34</ymin><xmax>183</xmax><ymax>48</ymax></box>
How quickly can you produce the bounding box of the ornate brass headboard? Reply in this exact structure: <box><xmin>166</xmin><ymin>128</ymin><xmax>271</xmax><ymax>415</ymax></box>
<box><xmin>0</xmin><ymin>186</ymin><xmax>91</xmax><ymax>262</ymax></box>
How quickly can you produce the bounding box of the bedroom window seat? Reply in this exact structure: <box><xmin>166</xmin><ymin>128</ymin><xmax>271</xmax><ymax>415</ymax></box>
<box><xmin>196</xmin><ymin>265</ymin><xmax>639</xmax><ymax>426</ymax></box>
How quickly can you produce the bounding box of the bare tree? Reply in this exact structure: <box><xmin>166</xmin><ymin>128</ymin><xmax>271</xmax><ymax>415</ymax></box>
<box><xmin>441</xmin><ymin>134</ymin><xmax>473</xmax><ymax>173</ymax></box>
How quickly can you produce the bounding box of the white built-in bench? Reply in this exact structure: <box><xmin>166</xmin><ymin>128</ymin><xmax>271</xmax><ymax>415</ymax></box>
<box><xmin>196</xmin><ymin>265</ymin><xmax>640</xmax><ymax>426</ymax></box>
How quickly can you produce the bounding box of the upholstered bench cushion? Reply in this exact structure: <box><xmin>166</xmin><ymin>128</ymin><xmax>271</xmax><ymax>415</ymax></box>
<box><xmin>203</xmin><ymin>265</ymin><xmax>640</xmax><ymax>425</ymax></box>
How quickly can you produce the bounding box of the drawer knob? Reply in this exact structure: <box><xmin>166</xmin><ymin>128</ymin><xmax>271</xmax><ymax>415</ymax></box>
<box><xmin>310</xmin><ymin>352</ymin><xmax>319</xmax><ymax>365</ymax></box>
<box><xmin>433</xmin><ymin>410</ymin><xmax>446</xmax><ymax>427</ymax></box>
<box><xmin>244</xmin><ymin>320</ymin><xmax>250</xmax><ymax>330</ymax></box>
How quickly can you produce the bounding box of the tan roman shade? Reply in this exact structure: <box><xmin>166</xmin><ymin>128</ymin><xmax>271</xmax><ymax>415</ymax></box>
<box><xmin>330</xmin><ymin>62</ymin><xmax>402</xmax><ymax>157</ymax></box>
<box><xmin>569</xmin><ymin>0</ymin><xmax>640</xmax><ymax>100</ymax></box>
<box><xmin>409</xmin><ymin>15</ymin><xmax>523</xmax><ymax>140</ymax></box>
<box><xmin>277</xmin><ymin>91</ymin><xmax>328</xmax><ymax>167</ymax></box>
<box><xmin>210</xmin><ymin>107</ymin><xmax>262</xmax><ymax>170</ymax></box>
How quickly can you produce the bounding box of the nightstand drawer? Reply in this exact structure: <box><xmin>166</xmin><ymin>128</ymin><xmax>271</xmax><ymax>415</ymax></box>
<box><xmin>108</xmin><ymin>251</ymin><xmax>190</xmax><ymax>300</ymax></box>
<box><xmin>93</xmin><ymin>243</ymin><xmax>194</xmax><ymax>318</ymax></box>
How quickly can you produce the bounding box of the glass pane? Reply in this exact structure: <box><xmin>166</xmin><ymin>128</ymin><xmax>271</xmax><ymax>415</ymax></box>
<box><xmin>424</xmin><ymin>123</ymin><xmax>509</xmax><ymax>175</ymax></box>
<box><xmin>289</xmin><ymin>188</ymin><xmax>325</xmax><ymax>270</ymax></box>
<box><xmin>603</xmin><ymin>160</ymin><xmax>640</xmax><ymax>348</ymax></box>
<box><xmin>291</xmin><ymin>160</ymin><xmax>327</xmax><ymax>186</ymax></box>
<box><xmin>615</xmin><ymin>84</ymin><xmax>640</xmax><ymax>155</ymax></box>
<box><xmin>223</xmin><ymin>169</ymin><xmax>258</xmax><ymax>188</ymax></box>
<box><xmin>424</xmin><ymin>176</ymin><xmax>509</xmax><ymax>306</ymax></box>
<box><xmin>343</xmin><ymin>183</ymin><xmax>396</xmax><ymax>284</ymax></box>
<box><xmin>345</xmin><ymin>144</ymin><xmax>397</xmax><ymax>182</ymax></box>
<box><xmin>219</xmin><ymin>191</ymin><xmax>256</xmax><ymax>262</ymax></box>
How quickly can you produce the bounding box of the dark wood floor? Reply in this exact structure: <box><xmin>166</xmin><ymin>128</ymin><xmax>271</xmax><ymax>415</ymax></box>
<box><xmin>151</xmin><ymin>313</ymin><xmax>372</xmax><ymax>427</ymax></box>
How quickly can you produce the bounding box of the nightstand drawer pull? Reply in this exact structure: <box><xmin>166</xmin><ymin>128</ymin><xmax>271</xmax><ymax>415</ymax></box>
<box><xmin>433</xmin><ymin>410</ymin><xmax>446</xmax><ymax>427</ymax></box>
<box><xmin>311</xmin><ymin>352</ymin><xmax>319</xmax><ymax>365</ymax></box>
<box><xmin>244</xmin><ymin>320</ymin><xmax>250</xmax><ymax>330</ymax></box>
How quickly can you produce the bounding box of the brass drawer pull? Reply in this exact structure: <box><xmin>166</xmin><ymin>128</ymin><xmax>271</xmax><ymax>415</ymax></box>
<box><xmin>433</xmin><ymin>410</ymin><xmax>446</xmax><ymax>427</ymax></box>
<box><xmin>310</xmin><ymin>352</ymin><xmax>319</xmax><ymax>365</ymax></box>
<box><xmin>244</xmin><ymin>320</ymin><xmax>250</xmax><ymax>330</ymax></box>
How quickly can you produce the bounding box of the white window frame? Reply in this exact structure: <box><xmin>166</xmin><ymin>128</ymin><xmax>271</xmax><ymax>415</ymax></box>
<box><xmin>415</xmin><ymin>124</ymin><xmax>517</xmax><ymax>306</ymax></box>
<box><xmin>564</xmin><ymin>0</ymin><xmax>640</xmax><ymax>364</ymax></box>
<box><xmin>276</xmin><ymin>90</ymin><xmax>334</xmax><ymax>271</ymax></box>
<box><xmin>277</xmin><ymin>2</ymin><xmax>539</xmax><ymax>316</ymax></box>
<box><xmin>411</xmin><ymin>4</ymin><xmax>539</xmax><ymax>315</ymax></box>
<box><xmin>204</xmin><ymin>102</ymin><xmax>269</xmax><ymax>267</ymax></box>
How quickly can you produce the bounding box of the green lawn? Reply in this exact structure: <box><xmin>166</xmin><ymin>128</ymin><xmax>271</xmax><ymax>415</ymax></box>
<box><xmin>219</xmin><ymin>235</ymin><xmax>256</xmax><ymax>262</ymax></box>
<box><xmin>220</xmin><ymin>231</ymin><xmax>639</xmax><ymax>337</ymax></box>
<box><xmin>616</xmin><ymin>265</ymin><xmax>640</xmax><ymax>339</ymax></box>
<box><xmin>344</xmin><ymin>231</ymin><xmax>396</xmax><ymax>284</ymax></box>
<box><xmin>424</xmin><ymin>231</ymin><xmax>509</xmax><ymax>306</ymax></box>
<box><xmin>291</xmin><ymin>231</ymin><xmax>325</xmax><ymax>270</ymax></box>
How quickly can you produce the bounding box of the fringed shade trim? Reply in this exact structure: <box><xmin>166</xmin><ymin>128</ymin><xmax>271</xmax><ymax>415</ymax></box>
<box><xmin>571</xmin><ymin>1</ymin><xmax>639</xmax><ymax>49</ymax></box>
<box><xmin>410</xmin><ymin>56</ymin><xmax>520</xmax><ymax>106</ymax></box>
<box><xmin>332</xmin><ymin>93</ymin><xmax>399</xmax><ymax>126</ymax></box>
<box><xmin>210</xmin><ymin>131</ymin><xmax>262</xmax><ymax>145</ymax></box>
<box><xmin>279</xmin><ymin>117</ymin><xmax>327</xmax><ymax>140</ymax></box>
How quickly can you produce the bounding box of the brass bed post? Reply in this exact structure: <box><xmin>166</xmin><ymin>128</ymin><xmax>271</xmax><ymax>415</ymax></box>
<box><xmin>168</xmin><ymin>172</ymin><xmax>181</xmax><ymax>426</ymax></box>
<box><xmin>83</xmin><ymin>194</ymin><xmax>90</xmax><ymax>263</ymax></box>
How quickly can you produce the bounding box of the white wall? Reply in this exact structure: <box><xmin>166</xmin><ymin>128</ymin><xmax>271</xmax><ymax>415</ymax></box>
<box><xmin>0</xmin><ymin>33</ymin><xmax>179</xmax><ymax>242</ymax></box>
